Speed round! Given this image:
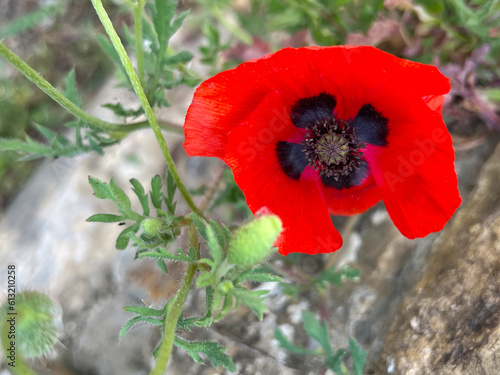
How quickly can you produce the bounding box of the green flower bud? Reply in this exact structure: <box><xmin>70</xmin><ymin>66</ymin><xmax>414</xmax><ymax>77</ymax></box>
<box><xmin>228</xmin><ymin>214</ymin><xmax>282</xmax><ymax>266</ymax></box>
<box><xmin>140</xmin><ymin>218</ymin><xmax>169</xmax><ymax>237</ymax></box>
<box><xmin>1</xmin><ymin>291</ymin><xmax>62</xmax><ymax>359</ymax></box>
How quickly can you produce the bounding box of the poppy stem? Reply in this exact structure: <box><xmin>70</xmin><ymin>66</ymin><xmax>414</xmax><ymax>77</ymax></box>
<box><xmin>90</xmin><ymin>0</ymin><xmax>207</xmax><ymax>221</ymax></box>
<box><xmin>0</xmin><ymin>42</ymin><xmax>183</xmax><ymax>135</ymax></box>
<box><xmin>150</xmin><ymin>224</ymin><xmax>198</xmax><ymax>375</ymax></box>
<box><xmin>133</xmin><ymin>0</ymin><xmax>146</xmax><ymax>87</ymax></box>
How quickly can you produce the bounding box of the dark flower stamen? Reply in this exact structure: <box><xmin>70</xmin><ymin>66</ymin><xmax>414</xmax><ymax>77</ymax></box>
<box><xmin>302</xmin><ymin>117</ymin><xmax>365</xmax><ymax>180</ymax></box>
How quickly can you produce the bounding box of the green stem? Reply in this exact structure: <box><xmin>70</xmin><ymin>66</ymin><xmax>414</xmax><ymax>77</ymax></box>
<box><xmin>1</xmin><ymin>321</ymin><xmax>36</xmax><ymax>375</ymax></box>
<box><xmin>134</xmin><ymin>0</ymin><xmax>146</xmax><ymax>86</ymax></box>
<box><xmin>150</xmin><ymin>224</ymin><xmax>198</xmax><ymax>375</ymax></box>
<box><xmin>90</xmin><ymin>0</ymin><xmax>206</xmax><ymax>220</ymax></box>
<box><xmin>150</xmin><ymin>266</ymin><xmax>195</xmax><ymax>372</ymax></box>
<box><xmin>0</xmin><ymin>42</ymin><xmax>183</xmax><ymax>136</ymax></box>
<box><xmin>0</xmin><ymin>42</ymin><xmax>142</xmax><ymax>134</ymax></box>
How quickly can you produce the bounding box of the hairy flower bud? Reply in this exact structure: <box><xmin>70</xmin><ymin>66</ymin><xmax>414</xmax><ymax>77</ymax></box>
<box><xmin>1</xmin><ymin>291</ymin><xmax>62</xmax><ymax>359</ymax></box>
<box><xmin>141</xmin><ymin>218</ymin><xmax>169</xmax><ymax>237</ymax></box>
<box><xmin>228</xmin><ymin>214</ymin><xmax>282</xmax><ymax>266</ymax></box>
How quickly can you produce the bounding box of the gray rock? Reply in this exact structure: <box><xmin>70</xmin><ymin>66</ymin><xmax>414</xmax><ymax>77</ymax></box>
<box><xmin>375</xmin><ymin>141</ymin><xmax>500</xmax><ymax>374</ymax></box>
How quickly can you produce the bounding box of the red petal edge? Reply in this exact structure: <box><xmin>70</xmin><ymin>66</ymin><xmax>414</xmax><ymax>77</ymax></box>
<box><xmin>364</xmin><ymin>97</ymin><xmax>461</xmax><ymax>238</ymax></box>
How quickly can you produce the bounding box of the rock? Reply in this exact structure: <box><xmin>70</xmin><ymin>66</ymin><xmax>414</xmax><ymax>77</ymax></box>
<box><xmin>375</xmin><ymin>141</ymin><xmax>500</xmax><ymax>374</ymax></box>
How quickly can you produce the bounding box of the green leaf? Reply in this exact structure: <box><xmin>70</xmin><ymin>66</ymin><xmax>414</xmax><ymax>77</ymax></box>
<box><xmin>302</xmin><ymin>311</ymin><xmax>333</xmax><ymax>356</ymax></box>
<box><xmin>326</xmin><ymin>349</ymin><xmax>347</xmax><ymax>374</ymax></box>
<box><xmin>174</xmin><ymin>337</ymin><xmax>235</xmax><ymax>372</ymax></box>
<box><xmin>138</xmin><ymin>247</ymin><xmax>195</xmax><ymax>262</ymax></box>
<box><xmin>0</xmin><ymin>5</ymin><xmax>58</xmax><ymax>39</ymax></box>
<box><xmin>116</xmin><ymin>222</ymin><xmax>141</xmax><ymax>250</ymax></box>
<box><xmin>274</xmin><ymin>328</ymin><xmax>310</xmax><ymax>355</ymax></box>
<box><xmin>163</xmin><ymin>50</ymin><xmax>193</xmax><ymax>65</ymax></box>
<box><xmin>157</xmin><ymin>259</ymin><xmax>168</xmax><ymax>274</ymax></box>
<box><xmin>165</xmin><ymin>171</ymin><xmax>177</xmax><ymax>213</ymax></box>
<box><xmin>189</xmin><ymin>212</ymin><xmax>208</xmax><ymax>242</ymax></box>
<box><xmin>62</xmin><ymin>69</ymin><xmax>82</xmax><ymax>108</ymax></box>
<box><xmin>231</xmin><ymin>286</ymin><xmax>269</xmax><ymax>320</ymax></box>
<box><xmin>86</xmin><ymin>213</ymin><xmax>125</xmax><ymax>223</ymax></box>
<box><xmin>88</xmin><ymin>176</ymin><xmax>113</xmax><ymax>200</ymax></box>
<box><xmin>0</xmin><ymin>136</ymin><xmax>53</xmax><ymax>159</ymax></box>
<box><xmin>124</xmin><ymin>305</ymin><xmax>165</xmax><ymax>317</ymax></box>
<box><xmin>34</xmin><ymin>123</ymin><xmax>57</xmax><ymax>141</ymax></box>
<box><xmin>196</xmin><ymin>271</ymin><xmax>214</xmax><ymax>289</ymax></box>
<box><xmin>206</xmin><ymin>226</ymin><xmax>223</xmax><ymax>267</ymax></box>
<box><xmin>102</xmin><ymin>103</ymin><xmax>143</xmax><ymax>118</ymax></box>
<box><xmin>153</xmin><ymin>0</ymin><xmax>177</xmax><ymax>48</ymax></box>
<box><xmin>119</xmin><ymin>315</ymin><xmax>163</xmax><ymax>338</ymax></box>
<box><xmin>235</xmin><ymin>269</ymin><xmax>284</xmax><ymax>284</ymax></box>
<box><xmin>316</xmin><ymin>266</ymin><xmax>360</xmax><ymax>288</ymax></box>
<box><xmin>150</xmin><ymin>174</ymin><xmax>163</xmax><ymax>210</ymax></box>
<box><xmin>110</xmin><ymin>178</ymin><xmax>133</xmax><ymax>214</ymax></box>
<box><xmin>130</xmin><ymin>178</ymin><xmax>150</xmax><ymax>216</ymax></box>
<box><xmin>349</xmin><ymin>338</ymin><xmax>367</xmax><ymax>375</ymax></box>
<box><xmin>97</xmin><ymin>34</ymin><xmax>122</xmax><ymax>67</ymax></box>
<box><xmin>167</xmin><ymin>10</ymin><xmax>189</xmax><ymax>39</ymax></box>
<box><xmin>209</xmin><ymin>219</ymin><xmax>228</xmax><ymax>252</ymax></box>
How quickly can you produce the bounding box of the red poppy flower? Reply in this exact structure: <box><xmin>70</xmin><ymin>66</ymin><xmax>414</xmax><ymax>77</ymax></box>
<box><xmin>183</xmin><ymin>46</ymin><xmax>461</xmax><ymax>256</ymax></box>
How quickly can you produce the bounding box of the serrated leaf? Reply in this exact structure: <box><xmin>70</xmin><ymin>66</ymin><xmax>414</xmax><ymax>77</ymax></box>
<box><xmin>349</xmin><ymin>338</ymin><xmax>367</xmax><ymax>375</ymax></box>
<box><xmin>0</xmin><ymin>137</ymin><xmax>53</xmax><ymax>158</ymax></box>
<box><xmin>153</xmin><ymin>0</ymin><xmax>177</xmax><ymax>48</ymax></box>
<box><xmin>124</xmin><ymin>305</ymin><xmax>165</xmax><ymax>317</ymax></box>
<box><xmin>302</xmin><ymin>311</ymin><xmax>333</xmax><ymax>356</ymax></box>
<box><xmin>274</xmin><ymin>328</ymin><xmax>310</xmax><ymax>355</ymax></box>
<box><xmin>174</xmin><ymin>337</ymin><xmax>235</xmax><ymax>371</ymax></box>
<box><xmin>231</xmin><ymin>286</ymin><xmax>269</xmax><ymax>320</ymax></box>
<box><xmin>88</xmin><ymin>176</ymin><xmax>113</xmax><ymax>200</ymax></box>
<box><xmin>130</xmin><ymin>178</ymin><xmax>150</xmax><ymax>216</ymax></box>
<box><xmin>87</xmin><ymin>213</ymin><xmax>125</xmax><ymax>223</ymax></box>
<box><xmin>119</xmin><ymin>315</ymin><xmax>163</xmax><ymax>338</ymax></box>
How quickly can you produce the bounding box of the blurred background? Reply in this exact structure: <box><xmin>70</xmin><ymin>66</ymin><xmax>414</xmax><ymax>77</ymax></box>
<box><xmin>0</xmin><ymin>0</ymin><xmax>499</xmax><ymax>374</ymax></box>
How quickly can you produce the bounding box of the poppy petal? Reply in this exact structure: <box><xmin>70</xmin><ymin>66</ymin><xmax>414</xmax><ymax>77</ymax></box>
<box><xmin>363</xmin><ymin>99</ymin><xmax>461</xmax><ymax>238</ymax></box>
<box><xmin>320</xmin><ymin>174</ymin><xmax>382</xmax><ymax>216</ymax></box>
<box><xmin>224</xmin><ymin>92</ymin><xmax>343</xmax><ymax>255</ymax></box>
<box><xmin>352</xmin><ymin>104</ymin><xmax>389</xmax><ymax>146</ymax></box>
<box><xmin>276</xmin><ymin>141</ymin><xmax>308</xmax><ymax>180</ymax></box>
<box><xmin>290</xmin><ymin>92</ymin><xmax>336</xmax><ymax>128</ymax></box>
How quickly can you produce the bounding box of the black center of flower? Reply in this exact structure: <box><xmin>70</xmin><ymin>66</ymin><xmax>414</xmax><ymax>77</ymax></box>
<box><xmin>302</xmin><ymin>117</ymin><xmax>364</xmax><ymax>179</ymax></box>
<box><xmin>276</xmin><ymin>92</ymin><xmax>389</xmax><ymax>190</ymax></box>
